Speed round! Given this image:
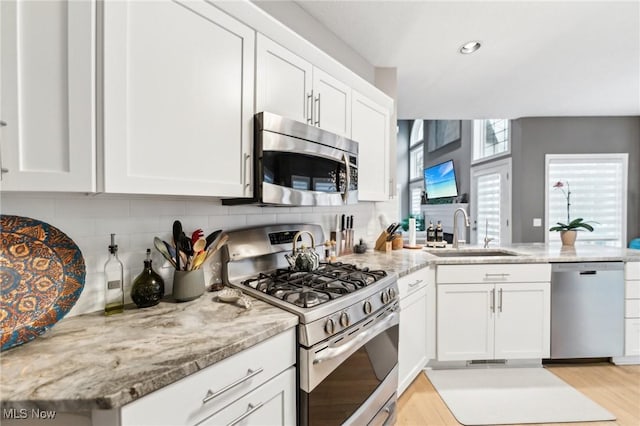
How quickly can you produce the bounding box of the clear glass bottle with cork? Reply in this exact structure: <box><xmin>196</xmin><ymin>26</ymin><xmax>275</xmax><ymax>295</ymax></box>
<box><xmin>104</xmin><ymin>233</ymin><xmax>124</xmax><ymax>315</ymax></box>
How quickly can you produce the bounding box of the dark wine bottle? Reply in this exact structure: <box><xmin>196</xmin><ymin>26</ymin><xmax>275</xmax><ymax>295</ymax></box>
<box><xmin>131</xmin><ymin>249</ymin><xmax>165</xmax><ymax>308</ymax></box>
<box><xmin>427</xmin><ymin>221</ymin><xmax>435</xmax><ymax>242</ymax></box>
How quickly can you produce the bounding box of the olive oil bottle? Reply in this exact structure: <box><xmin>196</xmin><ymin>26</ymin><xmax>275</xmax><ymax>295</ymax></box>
<box><xmin>104</xmin><ymin>233</ymin><xmax>124</xmax><ymax>315</ymax></box>
<box><xmin>131</xmin><ymin>249</ymin><xmax>165</xmax><ymax>308</ymax></box>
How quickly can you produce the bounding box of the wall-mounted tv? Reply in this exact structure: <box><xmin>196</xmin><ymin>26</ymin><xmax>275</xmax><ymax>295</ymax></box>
<box><xmin>424</xmin><ymin>160</ymin><xmax>458</xmax><ymax>200</ymax></box>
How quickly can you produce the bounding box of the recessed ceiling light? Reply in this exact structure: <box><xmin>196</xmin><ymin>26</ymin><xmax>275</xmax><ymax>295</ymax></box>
<box><xmin>459</xmin><ymin>41</ymin><xmax>481</xmax><ymax>54</ymax></box>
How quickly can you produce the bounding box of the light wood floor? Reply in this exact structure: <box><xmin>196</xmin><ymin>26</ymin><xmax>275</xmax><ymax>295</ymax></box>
<box><xmin>396</xmin><ymin>363</ymin><xmax>640</xmax><ymax>426</ymax></box>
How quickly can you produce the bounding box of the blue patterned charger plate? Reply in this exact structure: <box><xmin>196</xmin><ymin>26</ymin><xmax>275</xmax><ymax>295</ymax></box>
<box><xmin>1</xmin><ymin>215</ymin><xmax>86</xmax><ymax>351</ymax></box>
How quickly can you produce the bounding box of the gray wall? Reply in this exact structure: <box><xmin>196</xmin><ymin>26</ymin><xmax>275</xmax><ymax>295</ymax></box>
<box><xmin>424</xmin><ymin>120</ymin><xmax>473</xmax><ymax>199</ymax></box>
<box><xmin>512</xmin><ymin>116</ymin><xmax>640</xmax><ymax>243</ymax></box>
<box><xmin>397</xmin><ymin>121</ymin><xmax>410</xmax><ymax>219</ymax></box>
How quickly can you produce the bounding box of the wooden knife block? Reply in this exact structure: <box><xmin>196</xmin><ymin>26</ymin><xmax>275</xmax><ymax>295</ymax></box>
<box><xmin>375</xmin><ymin>231</ymin><xmax>402</xmax><ymax>251</ymax></box>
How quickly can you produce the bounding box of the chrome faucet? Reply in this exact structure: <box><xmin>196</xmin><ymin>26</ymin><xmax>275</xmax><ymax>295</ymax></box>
<box><xmin>452</xmin><ymin>208</ymin><xmax>470</xmax><ymax>249</ymax></box>
<box><xmin>483</xmin><ymin>218</ymin><xmax>494</xmax><ymax>248</ymax></box>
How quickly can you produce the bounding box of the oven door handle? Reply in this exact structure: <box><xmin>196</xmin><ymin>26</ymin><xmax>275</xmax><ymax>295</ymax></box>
<box><xmin>313</xmin><ymin>308</ymin><xmax>398</xmax><ymax>365</ymax></box>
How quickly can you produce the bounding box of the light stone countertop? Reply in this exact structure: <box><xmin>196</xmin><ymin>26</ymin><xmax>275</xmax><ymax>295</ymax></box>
<box><xmin>0</xmin><ymin>294</ymin><xmax>298</xmax><ymax>412</ymax></box>
<box><xmin>338</xmin><ymin>243</ymin><xmax>640</xmax><ymax>278</ymax></box>
<box><xmin>2</xmin><ymin>243</ymin><xmax>638</xmax><ymax>413</ymax></box>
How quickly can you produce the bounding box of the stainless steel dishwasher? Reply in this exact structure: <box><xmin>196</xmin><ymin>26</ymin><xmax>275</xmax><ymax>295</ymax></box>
<box><xmin>551</xmin><ymin>262</ymin><xmax>624</xmax><ymax>359</ymax></box>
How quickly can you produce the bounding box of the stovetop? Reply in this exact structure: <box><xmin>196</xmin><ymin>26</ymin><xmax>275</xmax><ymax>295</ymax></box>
<box><xmin>241</xmin><ymin>262</ymin><xmax>387</xmax><ymax>308</ymax></box>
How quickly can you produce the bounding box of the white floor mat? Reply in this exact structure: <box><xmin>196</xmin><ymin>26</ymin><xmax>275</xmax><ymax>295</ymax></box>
<box><xmin>425</xmin><ymin>367</ymin><xmax>615</xmax><ymax>425</ymax></box>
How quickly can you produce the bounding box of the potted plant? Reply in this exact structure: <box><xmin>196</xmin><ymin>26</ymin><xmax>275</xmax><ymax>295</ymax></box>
<box><xmin>548</xmin><ymin>181</ymin><xmax>595</xmax><ymax>245</ymax></box>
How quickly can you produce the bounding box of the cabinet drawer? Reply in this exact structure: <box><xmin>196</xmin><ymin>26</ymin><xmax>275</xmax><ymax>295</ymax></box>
<box><xmin>626</xmin><ymin>280</ymin><xmax>640</xmax><ymax>299</ymax></box>
<box><xmin>121</xmin><ymin>328</ymin><xmax>295</xmax><ymax>426</ymax></box>
<box><xmin>625</xmin><ymin>318</ymin><xmax>640</xmax><ymax>356</ymax></box>
<box><xmin>437</xmin><ymin>263</ymin><xmax>551</xmax><ymax>284</ymax></box>
<box><xmin>398</xmin><ymin>268</ymin><xmax>430</xmax><ymax>298</ymax></box>
<box><xmin>199</xmin><ymin>367</ymin><xmax>296</xmax><ymax>426</ymax></box>
<box><xmin>626</xmin><ymin>262</ymin><xmax>640</xmax><ymax>280</ymax></box>
<box><xmin>626</xmin><ymin>299</ymin><xmax>640</xmax><ymax>318</ymax></box>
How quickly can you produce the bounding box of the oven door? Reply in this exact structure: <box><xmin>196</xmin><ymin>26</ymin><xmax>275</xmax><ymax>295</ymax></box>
<box><xmin>260</xmin><ymin>130</ymin><xmax>358</xmax><ymax>206</ymax></box>
<box><xmin>299</xmin><ymin>305</ymin><xmax>399</xmax><ymax>426</ymax></box>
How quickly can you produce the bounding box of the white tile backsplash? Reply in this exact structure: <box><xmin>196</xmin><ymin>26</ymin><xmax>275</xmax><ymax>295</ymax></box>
<box><xmin>1</xmin><ymin>193</ymin><xmax>397</xmax><ymax>316</ymax></box>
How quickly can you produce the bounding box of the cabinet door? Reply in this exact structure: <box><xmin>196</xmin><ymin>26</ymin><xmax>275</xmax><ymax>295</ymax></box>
<box><xmin>312</xmin><ymin>68</ymin><xmax>351</xmax><ymax>137</ymax></box>
<box><xmin>494</xmin><ymin>283</ymin><xmax>550</xmax><ymax>359</ymax></box>
<box><xmin>437</xmin><ymin>284</ymin><xmax>494</xmax><ymax>361</ymax></box>
<box><xmin>256</xmin><ymin>34</ymin><xmax>313</xmax><ymax>124</ymax></box>
<box><xmin>102</xmin><ymin>0</ymin><xmax>254</xmax><ymax>197</ymax></box>
<box><xmin>0</xmin><ymin>0</ymin><xmax>95</xmax><ymax>191</ymax></box>
<box><xmin>200</xmin><ymin>367</ymin><xmax>296</xmax><ymax>426</ymax></box>
<box><xmin>351</xmin><ymin>90</ymin><xmax>390</xmax><ymax>201</ymax></box>
<box><xmin>398</xmin><ymin>287</ymin><xmax>427</xmax><ymax>396</ymax></box>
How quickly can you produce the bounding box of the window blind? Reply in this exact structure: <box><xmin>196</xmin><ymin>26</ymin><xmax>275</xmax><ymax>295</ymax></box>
<box><xmin>476</xmin><ymin>172</ymin><xmax>502</xmax><ymax>245</ymax></box>
<box><xmin>547</xmin><ymin>156</ymin><xmax>626</xmax><ymax>247</ymax></box>
<box><xmin>409</xmin><ymin>182</ymin><xmax>423</xmax><ymax>216</ymax></box>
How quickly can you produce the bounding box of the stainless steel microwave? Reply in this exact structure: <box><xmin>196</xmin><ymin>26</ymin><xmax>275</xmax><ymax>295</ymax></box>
<box><xmin>223</xmin><ymin>112</ymin><xmax>358</xmax><ymax>206</ymax></box>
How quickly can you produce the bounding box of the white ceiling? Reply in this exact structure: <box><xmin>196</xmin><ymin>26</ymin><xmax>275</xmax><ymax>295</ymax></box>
<box><xmin>291</xmin><ymin>1</ymin><xmax>640</xmax><ymax>119</ymax></box>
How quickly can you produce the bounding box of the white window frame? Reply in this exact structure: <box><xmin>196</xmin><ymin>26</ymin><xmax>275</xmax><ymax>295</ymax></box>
<box><xmin>471</xmin><ymin>119</ymin><xmax>511</xmax><ymax>165</ymax></box>
<box><xmin>544</xmin><ymin>153</ymin><xmax>628</xmax><ymax>247</ymax></box>
<box><xmin>408</xmin><ymin>120</ymin><xmax>425</xmax><ymax>215</ymax></box>
<box><xmin>470</xmin><ymin>157</ymin><xmax>512</xmax><ymax>245</ymax></box>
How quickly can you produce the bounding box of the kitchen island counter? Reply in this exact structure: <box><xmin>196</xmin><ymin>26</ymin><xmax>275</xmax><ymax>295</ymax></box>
<box><xmin>0</xmin><ymin>294</ymin><xmax>297</xmax><ymax>412</ymax></box>
<box><xmin>339</xmin><ymin>243</ymin><xmax>640</xmax><ymax>278</ymax></box>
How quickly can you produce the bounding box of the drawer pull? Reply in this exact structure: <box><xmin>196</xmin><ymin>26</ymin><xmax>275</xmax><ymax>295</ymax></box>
<box><xmin>408</xmin><ymin>279</ymin><xmax>423</xmax><ymax>288</ymax></box>
<box><xmin>485</xmin><ymin>273</ymin><xmax>510</xmax><ymax>279</ymax></box>
<box><xmin>202</xmin><ymin>368</ymin><xmax>263</xmax><ymax>404</ymax></box>
<box><xmin>227</xmin><ymin>402</ymin><xmax>264</xmax><ymax>426</ymax></box>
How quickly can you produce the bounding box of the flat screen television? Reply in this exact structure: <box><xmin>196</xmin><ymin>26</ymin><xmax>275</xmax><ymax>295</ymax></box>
<box><xmin>424</xmin><ymin>160</ymin><xmax>458</xmax><ymax>200</ymax></box>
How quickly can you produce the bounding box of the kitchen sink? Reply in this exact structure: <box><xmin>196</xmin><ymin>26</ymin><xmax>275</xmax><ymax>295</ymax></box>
<box><xmin>424</xmin><ymin>249</ymin><xmax>522</xmax><ymax>257</ymax></box>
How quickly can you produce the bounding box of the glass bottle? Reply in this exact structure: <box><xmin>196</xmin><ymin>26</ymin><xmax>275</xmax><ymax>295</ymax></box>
<box><xmin>436</xmin><ymin>221</ymin><xmax>443</xmax><ymax>242</ymax></box>
<box><xmin>104</xmin><ymin>233</ymin><xmax>124</xmax><ymax>315</ymax></box>
<box><xmin>131</xmin><ymin>249</ymin><xmax>165</xmax><ymax>308</ymax></box>
<box><xmin>427</xmin><ymin>221</ymin><xmax>435</xmax><ymax>242</ymax></box>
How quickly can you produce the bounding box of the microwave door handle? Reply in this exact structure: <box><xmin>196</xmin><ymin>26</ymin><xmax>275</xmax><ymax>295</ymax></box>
<box><xmin>342</xmin><ymin>152</ymin><xmax>350</xmax><ymax>202</ymax></box>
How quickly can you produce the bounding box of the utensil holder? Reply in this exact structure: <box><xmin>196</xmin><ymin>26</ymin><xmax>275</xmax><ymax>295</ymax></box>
<box><xmin>392</xmin><ymin>234</ymin><xmax>403</xmax><ymax>250</ymax></box>
<box><xmin>173</xmin><ymin>269</ymin><xmax>205</xmax><ymax>302</ymax></box>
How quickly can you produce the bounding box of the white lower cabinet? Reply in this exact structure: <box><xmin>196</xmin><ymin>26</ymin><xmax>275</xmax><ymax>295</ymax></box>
<box><xmin>397</xmin><ymin>269</ymin><xmax>429</xmax><ymax>395</ymax></box>
<box><xmin>624</xmin><ymin>262</ymin><xmax>640</xmax><ymax>357</ymax></box>
<box><xmin>436</xmin><ymin>264</ymin><xmax>551</xmax><ymax>362</ymax></box>
<box><xmin>199</xmin><ymin>367</ymin><xmax>295</xmax><ymax>426</ymax></box>
<box><xmin>118</xmin><ymin>329</ymin><xmax>295</xmax><ymax>426</ymax></box>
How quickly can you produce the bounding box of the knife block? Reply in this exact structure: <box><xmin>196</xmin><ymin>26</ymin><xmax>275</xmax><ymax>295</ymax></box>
<box><xmin>375</xmin><ymin>231</ymin><xmax>392</xmax><ymax>252</ymax></box>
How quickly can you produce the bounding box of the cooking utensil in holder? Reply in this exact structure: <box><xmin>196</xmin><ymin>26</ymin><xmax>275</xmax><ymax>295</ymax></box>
<box><xmin>285</xmin><ymin>231</ymin><xmax>320</xmax><ymax>272</ymax></box>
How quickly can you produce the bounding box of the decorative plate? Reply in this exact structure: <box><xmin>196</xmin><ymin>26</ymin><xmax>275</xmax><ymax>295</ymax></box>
<box><xmin>1</xmin><ymin>215</ymin><xmax>85</xmax><ymax>351</ymax></box>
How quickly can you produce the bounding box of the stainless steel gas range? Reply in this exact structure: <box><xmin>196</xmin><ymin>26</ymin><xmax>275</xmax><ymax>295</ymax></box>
<box><xmin>222</xmin><ymin>224</ymin><xmax>399</xmax><ymax>426</ymax></box>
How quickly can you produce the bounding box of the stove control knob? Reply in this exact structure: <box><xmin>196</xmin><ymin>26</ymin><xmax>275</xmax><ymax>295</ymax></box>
<box><xmin>363</xmin><ymin>300</ymin><xmax>372</xmax><ymax>315</ymax></box>
<box><xmin>340</xmin><ymin>312</ymin><xmax>350</xmax><ymax>327</ymax></box>
<box><xmin>388</xmin><ymin>288</ymin><xmax>396</xmax><ymax>300</ymax></box>
<box><xmin>381</xmin><ymin>291</ymin><xmax>389</xmax><ymax>304</ymax></box>
<box><xmin>325</xmin><ymin>318</ymin><xmax>335</xmax><ymax>335</ymax></box>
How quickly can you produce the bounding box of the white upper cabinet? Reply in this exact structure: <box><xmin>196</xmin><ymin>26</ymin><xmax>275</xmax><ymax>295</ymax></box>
<box><xmin>255</xmin><ymin>35</ymin><xmax>352</xmax><ymax>138</ymax></box>
<box><xmin>351</xmin><ymin>91</ymin><xmax>391</xmax><ymax>201</ymax></box>
<box><xmin>256</xmin><ymin>34</ymin><xmax>313</xmax><ymax>124</ymax></box>
<box><xmin>312</xmin><ymin>68</ymin><xmax>351</xmax><ymax>137</ymax></box>
<box><xmin>0</xmin><ymin>0</ymin><xmax>95</xmax><ymax>191</ymax></box>
<box><xmin>102</xmin><ymin>0</ymin><xmax>254</xmax><ymax>197</ymax></box>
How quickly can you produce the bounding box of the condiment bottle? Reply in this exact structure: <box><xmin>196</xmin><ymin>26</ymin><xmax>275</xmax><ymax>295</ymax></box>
<box><xmin>104</xmin><ymin>233</ymin><xmax>124</xmax><ymax>315</ymax></box>
<box><xmin>131</xmin><ymin>249</ymin><xmax>165</xmax><ymax>308</ymax></box>
<box><xmin>436</xmin><ymin>221</ymin><xmax>443</xmax><ymax>242</ymax></box>
<box><xmin>427</xmin><ymin>221</ymin><xmax>435</xmax><ymax>242</ymax></box>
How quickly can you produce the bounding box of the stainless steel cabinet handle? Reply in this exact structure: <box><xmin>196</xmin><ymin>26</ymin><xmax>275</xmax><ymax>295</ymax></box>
<box><xmin>490</xmin><ymin>288</ymin><xmax>495</xmax><ymax>313</ymax></box>
<box><xmin>498</xmin><ymin>288</ymin><xmax>503</xmax><ymax>312</ymax></box>
<box><xmin>485</xmin><ymin>273</ymin><xmax>510</xmax><ymax>279</ymax></box>
<box><xmin>306</xmin><ymin>92</ymin><xmax>313</xmax><ymax>124</ymax></box>
<box><xmin>408</xmin><ymin>279</ymin><xmax>423</xmax><ymax>288</ymax></box>
<box><xmin>314</xmin><ymin>93</ymin><xmax>321</xmax><ymax>126</ymax></box>
<box><xmin>202</xmin><ymin>368</ymin><xmax>263</xmax><ymax>404</ymax></box>
<box><xmin>1</xmin><ymin>168</ymin><xmax>8</xmax><ymax>174</ymax></box>
<box><xmin>243</xmin><ymin>153</ymin><xmax>251</xmax><ymax>190</ymax></box>
<box><xmin>226</xmin><ymin>402</ymin><xmax>264</xmax><ymax>426</ymax></box>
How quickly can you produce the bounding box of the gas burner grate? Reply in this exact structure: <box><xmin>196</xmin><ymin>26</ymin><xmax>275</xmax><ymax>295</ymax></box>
<box><xmin>240</xmin><ymin>262</ymin><xmax>388</xmax><ymax>308</ymax></box>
